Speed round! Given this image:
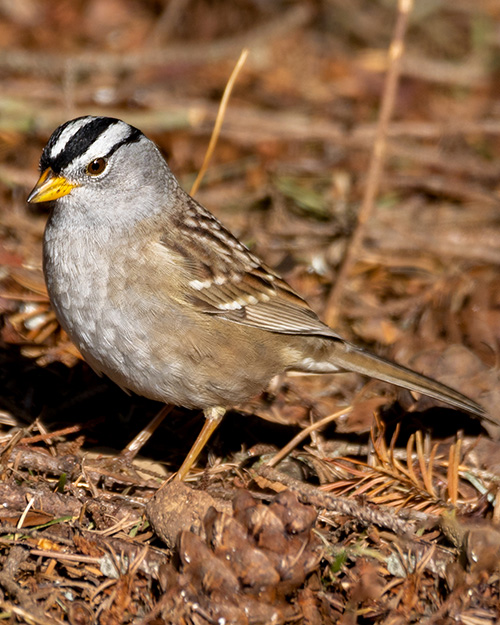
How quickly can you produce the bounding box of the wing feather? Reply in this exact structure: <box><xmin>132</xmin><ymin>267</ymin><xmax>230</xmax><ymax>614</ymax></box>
<box><xmin>157</xmin><ymin>193</ymin><xmax>337</xmax><ymax>338</ymax></box>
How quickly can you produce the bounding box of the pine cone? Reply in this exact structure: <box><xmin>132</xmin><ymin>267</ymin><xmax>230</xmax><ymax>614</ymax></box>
<box><xmin>167</xmin><ymin>490</ymin><xmax>322</xmax><ymax>624</ymax></box>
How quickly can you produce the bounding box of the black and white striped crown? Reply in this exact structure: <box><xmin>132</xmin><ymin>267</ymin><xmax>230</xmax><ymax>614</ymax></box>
<box><xmin>40</xmin><ymin>116</ymin><xmax>143</xmax><ymax>174</ymax></box>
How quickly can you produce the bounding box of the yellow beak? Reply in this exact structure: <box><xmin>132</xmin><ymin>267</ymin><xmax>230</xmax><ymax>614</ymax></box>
<box><xmin>27</xmin><ymin>168</ymin><xmax>79</xmax><ymax>203</ymax></box>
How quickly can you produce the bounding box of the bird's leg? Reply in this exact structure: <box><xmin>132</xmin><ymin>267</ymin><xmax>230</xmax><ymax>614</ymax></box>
<box><xmin>121</xmin><ymin>405</ymin><xmax>173</xmax><ymax>461</ymax></box>
<box><xmin>175</xmin><ymin>406</ymin><xmax>226</xmax><ymax>480</ymax></box>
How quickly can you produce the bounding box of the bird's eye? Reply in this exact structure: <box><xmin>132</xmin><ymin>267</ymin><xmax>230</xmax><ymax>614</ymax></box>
<box><xmin>86</xmin><ymin>157</ymin><xmax>107</xmax><ymax>176</ymax></box>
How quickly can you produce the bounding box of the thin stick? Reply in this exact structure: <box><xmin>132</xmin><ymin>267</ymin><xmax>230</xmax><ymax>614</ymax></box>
<box><xmin>190</xmin><ymin>48</ymin><xmax>249</xmax><ymax>196</ymax></box>
<box><xmin>447</xmin><ymin>433</ymin><xmax>462</xmax><ymax>506</ymax></box>
<box><xmin>265</xmin><ymin>406</ymin><xmax>352</xmax><ymax>468</ymax></box>
<box><xmin>148</xmin><ymin>0</ymin><xmax>190</xmax><ymax>46</ymax></box>
<box><xmin>255</xmin><ymin>465</ymin><xmax>419</xmax><ymax>534</ymax></box>
<box><xmin>324</xmin><ymin>0</ymin><xmax>414</xmax><ymax>327</ymax></box>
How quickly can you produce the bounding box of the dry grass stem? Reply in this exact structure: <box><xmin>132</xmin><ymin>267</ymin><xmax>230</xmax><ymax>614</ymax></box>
<box><xmin>266</xmin><ymin>406</ymin><xmax>352</xmax><ymax>468</ymax></box>
<box><xmin>191</xmin><ymin>48</ymin><xmax>249</xmax><ymax>196</ymax></box>
<box><xmin>325</xmin><ymin>0</ymin><xmax>414</xmax><ymax>326</ymax></box>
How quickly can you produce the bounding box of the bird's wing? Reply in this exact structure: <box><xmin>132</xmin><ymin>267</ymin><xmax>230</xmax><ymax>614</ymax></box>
<box><xmin>157</xmin><ymin>194</ymin><xmax>337</xmax><ymax>338</ymax></box>
<box><xmin>154</xmin><ymin>195</ymin><xmax>489</xmax><ymax>421</ymax></box>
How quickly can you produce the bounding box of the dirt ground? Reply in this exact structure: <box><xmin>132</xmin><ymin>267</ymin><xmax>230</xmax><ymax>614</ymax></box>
<box><xmin>1</xmin><ymin>1</ymin><xmax>500</xmax><ymax>623</ymax></box>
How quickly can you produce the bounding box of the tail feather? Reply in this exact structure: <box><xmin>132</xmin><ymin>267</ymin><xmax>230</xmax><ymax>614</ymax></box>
<box><xmin>329</xmin><ymin>341</ymin><xmax>489</xmax><ymax>421</ymax></box>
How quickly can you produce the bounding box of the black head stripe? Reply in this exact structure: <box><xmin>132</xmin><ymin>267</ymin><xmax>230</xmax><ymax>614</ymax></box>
<box><xmin>106</xmin><ymin>126</ymin><xmax>142</xmax><ymax>159</ymax></box>
<box><xmin>39</xmin><ymin>118</ymin><xmax>76</xmax><ymax>172</ymax></box>
<box><xmin>40</xmin><ymin>117</ymin><xmax>142</xmax><ymax>174</ymax></box>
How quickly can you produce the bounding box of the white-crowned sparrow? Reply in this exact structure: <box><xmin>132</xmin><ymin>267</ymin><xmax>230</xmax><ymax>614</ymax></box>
<box><xmin>27</xmin><ymin>116</ymin><xmax>487</xmax><ymax>479</ymax></box>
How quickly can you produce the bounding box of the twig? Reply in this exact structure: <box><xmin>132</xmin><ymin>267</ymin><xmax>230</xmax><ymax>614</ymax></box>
<box><xmin>325</xmin><ymin>0</ymin><xmax>414</xmax><ymax>327</ymax></box>
<box><xmin>265</xmin><ymin>406</ymin><xmax>351</xmax><ymax>468</ymax></box>
<box><xmin>147</xmin><ymin>0</ymin><xmax>191</xmax><ymax>46</ymax></box>
<box><xmin>148</xmin><ymin>0</ymin><xmax>189</xmax><ymax>48</ymax></box>
<box><xmin>16</xmin><ymin>495</ymin><xmax>35</xmax><ymax>530</ymax></box>
<box><xmin>253</xmin><ymin>464</ymin><xmax>427</xmax><ymax>534</ymax></box>
<box><xmin>190</xmin><ymin>48</ymin><xmax>249</xmax><ymax>196</ymax></box>
<box><xmin>447</xmin><ymin>433</ymin><xmax>463</xmax><ymax>506</ymax></box>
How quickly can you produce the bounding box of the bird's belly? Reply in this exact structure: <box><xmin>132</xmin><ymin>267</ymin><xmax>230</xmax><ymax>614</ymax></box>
<box><xmin>43</xmin><ymin>239</ymin><xmax>281</xmax><ymax>409</ymax></box>
<box><xmin>70</xmin><ymin>308</ymin><xmax>277</xmax><ymax>410</ymax></box>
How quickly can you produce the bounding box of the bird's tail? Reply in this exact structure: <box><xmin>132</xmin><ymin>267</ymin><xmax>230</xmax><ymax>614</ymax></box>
<box><xmin>325</xmin><ymin>340</ymin><xmax>488</xmax><ymax>420</ymax></box>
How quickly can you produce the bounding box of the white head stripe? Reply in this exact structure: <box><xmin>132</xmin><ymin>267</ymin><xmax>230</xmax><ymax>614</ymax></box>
<box><xmin>49</xmin><ymin>117</ymin><xmax>96</xmax><ymax>159</ymax></box>
<box><xmin>68</xmin><ymin>122</ymin><xmax>135</xmax><ymax>171</ymax></box>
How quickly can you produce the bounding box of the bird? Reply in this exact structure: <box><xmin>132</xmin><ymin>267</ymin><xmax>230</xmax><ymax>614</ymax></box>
<box><xmin>27</xmin><ymin>115</ymin><xmax>487</xmax><ymax>479</ymax></box>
